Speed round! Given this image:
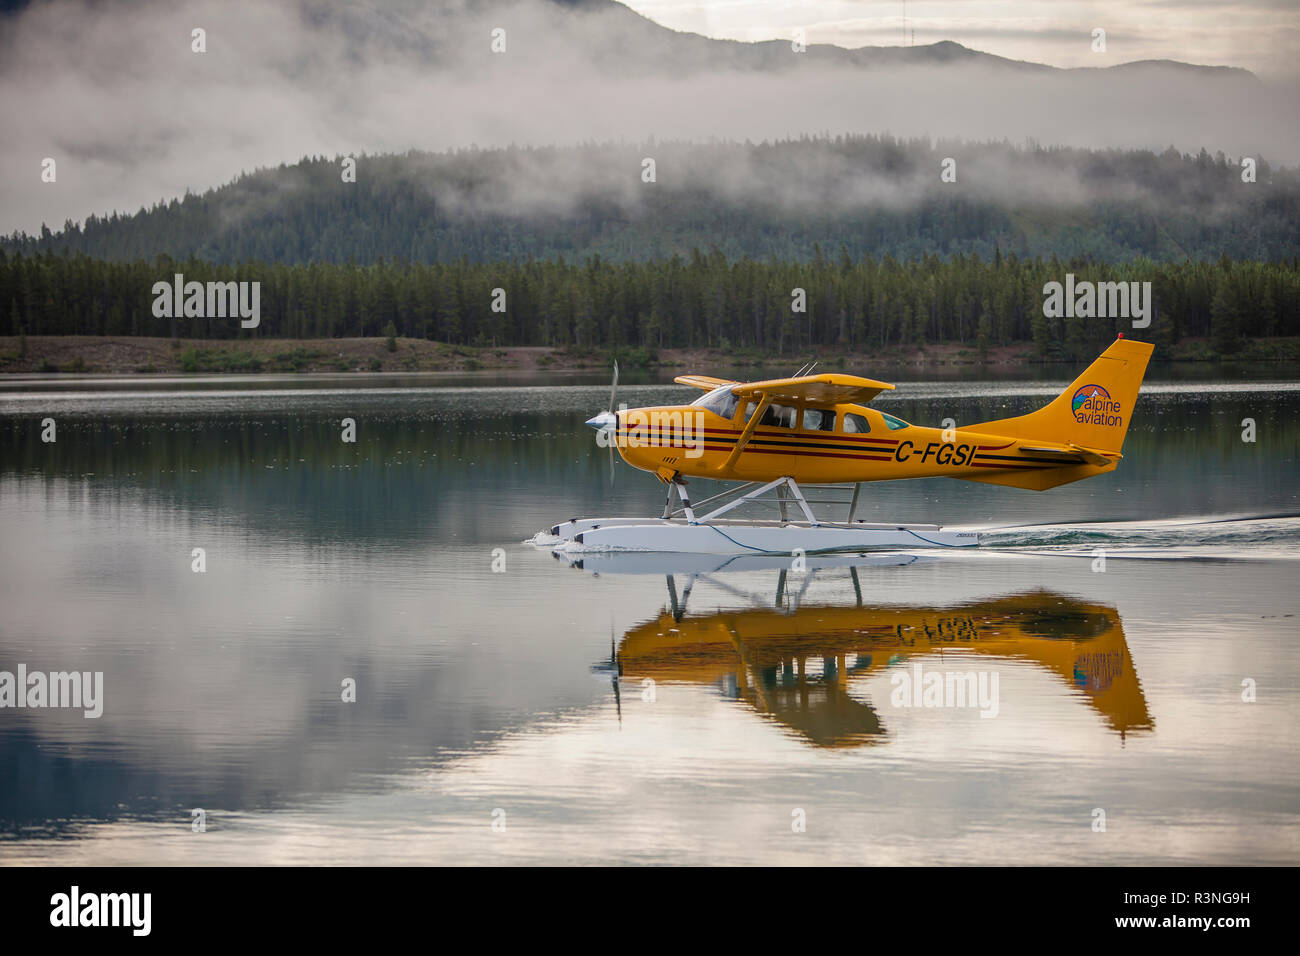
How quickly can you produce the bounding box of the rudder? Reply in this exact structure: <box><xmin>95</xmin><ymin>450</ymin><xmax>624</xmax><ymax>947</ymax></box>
<box><xmin>971</xmin><ymin>338</ymin><xmax>1154</xmax><ymax>454</ymax></box>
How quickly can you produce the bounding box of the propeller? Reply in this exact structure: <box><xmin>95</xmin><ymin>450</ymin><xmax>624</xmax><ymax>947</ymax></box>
<box><xmin>584</xmin><ymin>361</ymin><xmax>620</xmax><ymax>486</ymax></box>
<box><xmin>609</xmin><ymin>628</ymin><xmax>622</xmax><ymax>727</ymax></box>
<box><xmin>590</xmin><ymin>622</ymin><xmax>622</xmax><ymax>727</ymax></box>
<box><xmin>607</xmin><ymin>360</ymin><xmax>618</xmax><ymax>485</ymax></box>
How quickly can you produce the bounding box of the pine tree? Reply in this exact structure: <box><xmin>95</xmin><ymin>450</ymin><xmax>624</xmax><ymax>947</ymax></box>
<box><xmin>1210</xmin><ymin>284</ymin><xmax>1242</xmax><ymax>355</ymax></box>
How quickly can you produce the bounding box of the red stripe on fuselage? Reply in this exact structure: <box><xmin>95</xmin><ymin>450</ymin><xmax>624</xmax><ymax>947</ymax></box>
<box><xmin>744</xmin><ymin>448</ymin><xmax>894</xmax><ymax>462</ymax></box>
<box><xmin>617</xmin><ymin>432</ymin><xmax>894</xmax><ymax>462</ymax></box>
<box><xmin>696</xmin><ymin>426</ymin><xmax>899</xmax><ymax>445</ymax></box>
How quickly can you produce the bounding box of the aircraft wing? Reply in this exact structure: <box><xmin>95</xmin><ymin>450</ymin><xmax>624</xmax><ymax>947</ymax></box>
<box><xmin>675</xmin><ymin>374</ymin><xmax>739</xmax><ymax>391</ymax></box>
<box><xmin>731</xmin><ymin>373</ymin><xmax>895</xmax><ymax>407</ymax></box>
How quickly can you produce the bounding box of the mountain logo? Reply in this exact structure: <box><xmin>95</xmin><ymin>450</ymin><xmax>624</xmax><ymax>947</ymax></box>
<box><xmin>1071</xmin><ymin>384</ymin><xmax>1123</xmax><ymax>427</ymax></box>
<box><xmin>1072</xmin><ymin>384</ymin><xmax>1110</xmax><ymax>413</ymax></box>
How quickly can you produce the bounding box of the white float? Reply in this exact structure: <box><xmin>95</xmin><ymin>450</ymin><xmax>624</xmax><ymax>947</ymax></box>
<box><xmin>543</xmin><ymin>476</ymin><xmax>977</xmax><ymax>554</ymax></box>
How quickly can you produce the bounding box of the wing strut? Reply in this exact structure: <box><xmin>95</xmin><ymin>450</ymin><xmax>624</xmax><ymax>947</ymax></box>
<box><xmin>721</xmin><ymin>394</ymin><xmax>772</xmax><ymax>474</ymax></box>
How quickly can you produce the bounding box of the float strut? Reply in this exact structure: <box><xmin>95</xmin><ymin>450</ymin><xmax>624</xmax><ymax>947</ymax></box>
<box><xmin>677</xmin><ymin>480</ymin><xmax>696</xmax><ymax>523</ymax></box>
<box><xmin>666</xmin><ymin>574</ymin><xmax>684</xmax><ymax>621</ymax></box>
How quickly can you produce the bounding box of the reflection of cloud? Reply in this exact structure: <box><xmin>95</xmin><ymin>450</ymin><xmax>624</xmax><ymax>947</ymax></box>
<box><xmin>1</xmin><ymin>0</ymin><xmax>1294</xmax><ymax>236</ymax></box>
<box><xmin>0</xmin><ymin>476</ymin><xmax>607</xmax><ymax>834</ymax></box>
<box><xmin>7</xmin><ymin>674</ymin><xmax>1297</xmax><ymax>865</ymax></box>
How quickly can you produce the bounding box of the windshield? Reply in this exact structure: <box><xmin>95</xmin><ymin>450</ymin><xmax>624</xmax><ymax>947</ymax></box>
<box><xmin>693</xmin><ymin>384</ymin><xmax>739</xmax><ymax>419</ymax></box>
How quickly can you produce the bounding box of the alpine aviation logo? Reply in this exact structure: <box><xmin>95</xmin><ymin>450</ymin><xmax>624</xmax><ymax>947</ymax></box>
<box><xmin>1071</xmin><ymin>384</ymin><xmax>1123</xmax><ymax>426</ymax></box>
<box><xmin>1071</xmin><ymin>384</ymin><xmax>1109</xmax><ymax>412</ymax></box>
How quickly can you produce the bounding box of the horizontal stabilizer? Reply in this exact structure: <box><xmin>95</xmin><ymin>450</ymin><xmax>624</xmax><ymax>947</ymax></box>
<box><xmin>1067</xmin><ymin>444</ymin><xmax>1119</xmax><ymax>466</ymax></box>
<box><xmin>1017</xmin><ymin>444</ymin><xmax>1118</xmax><ymax>466</ymax></box>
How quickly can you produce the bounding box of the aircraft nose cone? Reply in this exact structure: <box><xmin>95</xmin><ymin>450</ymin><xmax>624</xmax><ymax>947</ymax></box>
<box><xmin>585</xmin><ymin>411</ymin><xmax>617</xmax><ymax>431</ymax></box>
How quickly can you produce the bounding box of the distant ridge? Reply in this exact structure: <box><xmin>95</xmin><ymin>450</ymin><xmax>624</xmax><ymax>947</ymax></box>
<box><xmin>539</xmin><ymin>0</ymin><xmax>1258</xmax><ymax>81</ymax></box>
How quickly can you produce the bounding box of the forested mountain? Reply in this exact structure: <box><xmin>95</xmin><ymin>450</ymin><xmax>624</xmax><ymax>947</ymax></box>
<box><xmin>7</xmin><ymin>137</ymin><xmax>1297</xmax><ymax>266</ymax></box>
<box><xmin>4</xmin><ymin>1</ymin><xmax>1292</xmax><ymax>362</ymax></box>
<box><xmin>4</xmin><ymin>250</ymin><xmax>1294</xmax><ymax>361</ymax></box>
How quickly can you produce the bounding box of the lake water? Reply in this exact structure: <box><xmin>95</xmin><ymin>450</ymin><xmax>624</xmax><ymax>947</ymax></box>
<box><xmin>1</xmin><ymin>368</ymin><xmax>1298</xmax><ymax>865</ymax></box>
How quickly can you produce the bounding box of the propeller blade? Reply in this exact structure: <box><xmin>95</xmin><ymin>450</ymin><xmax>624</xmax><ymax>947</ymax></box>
<box><xmin>607</xmin><ymin>360</ymin><xmax>620</xmax><ymax>413</ymax></box>
<box><xmin>607</xmin><ymin>360</ymin><xmax>619</xmax><ymax>486</ymax></box>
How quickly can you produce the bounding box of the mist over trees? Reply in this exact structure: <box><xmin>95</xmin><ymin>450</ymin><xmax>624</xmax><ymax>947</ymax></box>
<box><xmin>6</xmin><ymin>136</ymin><xmax>1297</xmax><ymax>267</ymax></box>
<box><xmin>4</xmin><ymin>2</ymin><xmax>1294</xmax><ymax>361</ymax></box>
<box><xmin>5</xmin><ymin>135</ymin><xmax>1294</xmax><ymax>359</ymax></box>
<box><xmin>7</xmin><ymin>0</ymin><xmax>1294</xmax><ymax>238</ymax></box>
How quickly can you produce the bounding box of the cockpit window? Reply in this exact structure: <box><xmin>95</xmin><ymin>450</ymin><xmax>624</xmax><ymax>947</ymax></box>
<box><xmin>880</xmin><ymin>412</ymin><xmax>911</xmax><ymax>431</ymax></box>
<box><xmin>759</xmin><ymin>402</ymin><xmax>798</xmax><ymax>428</ymax></box>
<box><xmin>842</xmin><ymin>413</ymin><xmax>870</xmax><ymax>433</ymax></box>
<box><xmin>693</xmin><ymin>384</ymin><xmax>739</xmax><ymax>420</ymax></box>
<box><xmin>803</xmin><ymin>408</ymin><xmax>836</xmax><ymax>431</ymax></box>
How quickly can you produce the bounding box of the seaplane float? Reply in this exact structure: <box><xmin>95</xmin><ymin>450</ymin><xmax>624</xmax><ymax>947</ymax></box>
<box><xmin>540</xmin><ymin>335</ymin><xmax>1153</xmax><ymax>555</ymax></box>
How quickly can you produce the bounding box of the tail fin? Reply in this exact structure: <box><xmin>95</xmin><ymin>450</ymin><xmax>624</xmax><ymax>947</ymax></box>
<box><xmin>971</xmin><ymin>337</ymin><xmax>1154</xmax><ymax>454</ymax></box>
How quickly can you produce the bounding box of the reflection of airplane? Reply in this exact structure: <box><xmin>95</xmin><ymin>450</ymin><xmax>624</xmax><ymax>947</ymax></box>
<box><xmin>556</xmin><ymin>336</ymin><xmax>1152</xmax><ymax>553</ymax></box>
<box><xmin>593</xmin><ymin>568</ymin><xmax>1152</xmax><ymax>747</ymax></box>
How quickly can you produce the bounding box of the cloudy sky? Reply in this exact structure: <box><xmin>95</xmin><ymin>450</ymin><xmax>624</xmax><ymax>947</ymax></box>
<box><xmin>623</xmin><ymin>0</ymin><xmax>1300</xmax><ymax>76</ymax></box>
<box><xmin>1</xmin><ymin>0</ymin><xmax>1295</xmax><ymax>236</ymax></box>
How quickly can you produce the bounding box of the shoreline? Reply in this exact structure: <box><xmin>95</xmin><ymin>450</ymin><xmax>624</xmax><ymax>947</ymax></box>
<box><xmin>1</xmin><ymin>335</ymin><xmax>1296</xmax><ymax>376</ymax></box>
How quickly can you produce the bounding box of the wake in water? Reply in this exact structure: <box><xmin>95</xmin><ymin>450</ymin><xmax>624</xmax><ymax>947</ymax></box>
<box><xmin>978</xmin><ymin>514</ymin><xmax>1300</xmax><ymax>560</ymax></box>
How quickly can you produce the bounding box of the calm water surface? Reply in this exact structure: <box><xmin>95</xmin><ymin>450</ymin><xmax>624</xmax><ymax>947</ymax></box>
<box><xmin>1</xmin><ymin>368</ymin><xmax>1298</xmax><ymax>864</ymax></box>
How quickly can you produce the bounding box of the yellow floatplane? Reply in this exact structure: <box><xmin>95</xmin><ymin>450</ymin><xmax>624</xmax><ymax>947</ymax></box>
<box><xmin>549</xmin><ymin>336</ymin><xmax>1152</xmax><ymax>553</ymax></box>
